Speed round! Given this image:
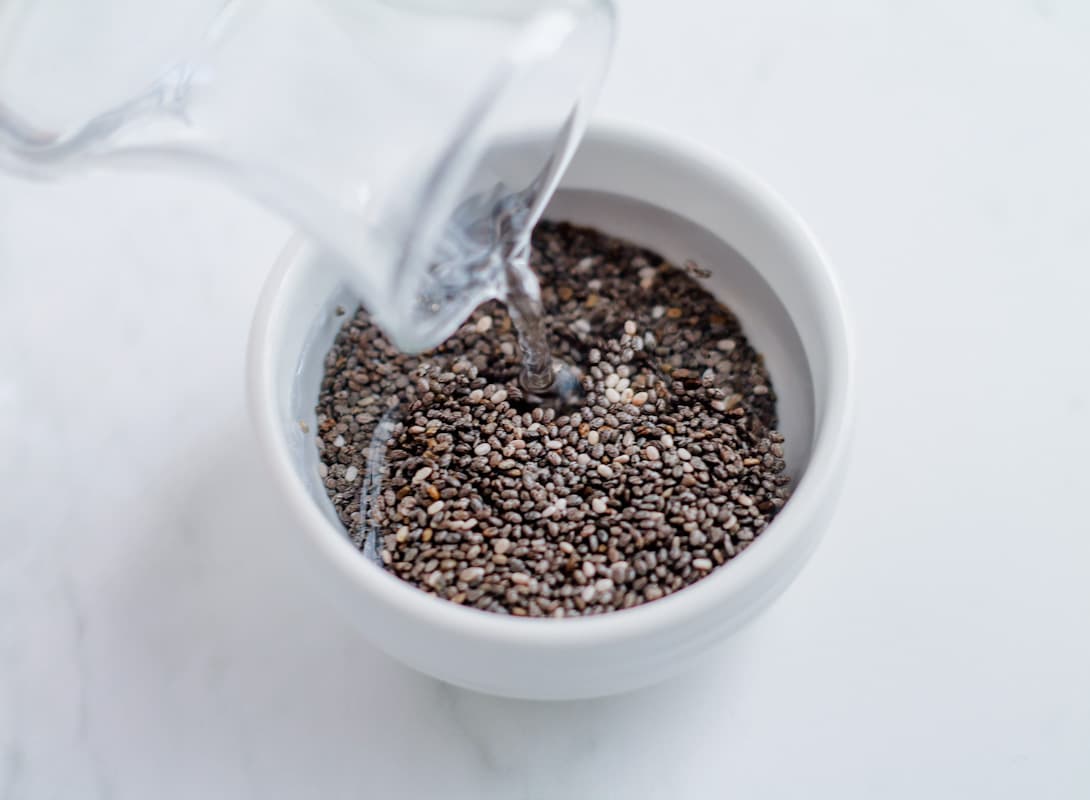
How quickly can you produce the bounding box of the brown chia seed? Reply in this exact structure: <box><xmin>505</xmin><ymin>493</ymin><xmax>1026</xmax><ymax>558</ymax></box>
<box><xmin>315</xmin><ymin>221</ymin><xmax>791</xmax><ymax>617</ymax></box>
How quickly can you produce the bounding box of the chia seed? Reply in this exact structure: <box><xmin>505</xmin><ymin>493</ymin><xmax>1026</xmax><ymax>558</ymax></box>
<box><xmin>315</xmin><ymin>221</ymin><xmax>791</xmax><ymax>617</ymax></box>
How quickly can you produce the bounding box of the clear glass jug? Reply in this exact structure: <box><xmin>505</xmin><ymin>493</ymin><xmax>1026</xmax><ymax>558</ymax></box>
<box><xmin>0</xmin><ymin>0</ymin><xmax>614</xmax><ymax>352</ymax></box>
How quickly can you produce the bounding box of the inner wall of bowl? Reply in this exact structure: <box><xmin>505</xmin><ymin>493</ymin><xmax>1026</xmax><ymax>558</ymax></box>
<box><xmin>283</xmin><ymin>188</ymin><xmax>816</xmax><ymax>544</ymax></box>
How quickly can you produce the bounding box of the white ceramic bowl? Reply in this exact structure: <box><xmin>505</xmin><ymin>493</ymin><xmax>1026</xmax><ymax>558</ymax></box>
<box><xmin>247</xmin><ymin>121</ymin><xmax>853</xmax><ymax>699</ymax></box>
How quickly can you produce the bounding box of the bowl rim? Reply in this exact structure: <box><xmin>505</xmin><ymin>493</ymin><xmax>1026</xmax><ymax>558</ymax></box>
<box><xmin>247</xmin><ymin>118</ymin><xmax>854</xmax><ymax>648</ymax></box>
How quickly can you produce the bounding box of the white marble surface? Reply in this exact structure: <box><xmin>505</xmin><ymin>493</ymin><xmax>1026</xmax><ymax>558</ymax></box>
<box><xmin>3</xmin><ymin>1</ymin><xmax>1090</xmax><ymax>797</ymax></box>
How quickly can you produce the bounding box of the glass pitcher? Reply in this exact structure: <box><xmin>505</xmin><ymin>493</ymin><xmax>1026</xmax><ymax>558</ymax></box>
<box><xmin>0</xmin><ymin>0</ymin><xmax>615</xmax><ymax>352</ymax></box>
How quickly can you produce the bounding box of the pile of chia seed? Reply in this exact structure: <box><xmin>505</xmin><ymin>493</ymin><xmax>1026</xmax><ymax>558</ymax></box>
<box><xmin>315</xmin><ymin>221</ymin><xmax>791</xmax><ymax>617</ymax></box>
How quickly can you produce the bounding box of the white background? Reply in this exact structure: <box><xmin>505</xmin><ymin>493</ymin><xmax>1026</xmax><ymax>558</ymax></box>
<box><xmin>2</xmin><ymin>1</ymin><xmax>1089</xmax><ymax>797</ymax></box>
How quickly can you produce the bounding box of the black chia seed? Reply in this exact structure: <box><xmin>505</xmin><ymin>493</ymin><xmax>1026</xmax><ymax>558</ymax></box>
<box><xmin>315</xmin><ymin>221</ymin><xmax>791</xmax><ymax>617</ymax></box>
